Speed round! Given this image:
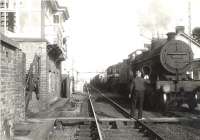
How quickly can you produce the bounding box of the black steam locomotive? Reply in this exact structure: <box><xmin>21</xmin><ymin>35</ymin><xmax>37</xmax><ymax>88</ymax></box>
<box><xmin>129</xmin><ymin>32</ymin><xmax>200</xmax><ymax>110</ymax></box>
<box><xmin>91</xmin><ymin>32</ymin><xmax>200</xmax><ymax>111</ymax></box>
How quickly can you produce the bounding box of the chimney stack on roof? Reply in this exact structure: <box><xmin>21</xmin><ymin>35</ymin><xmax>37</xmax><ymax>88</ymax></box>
<box><xmin>176</xmin><ymin>26</ymin><xmax>185</xmax><ymax>34</ymax></box>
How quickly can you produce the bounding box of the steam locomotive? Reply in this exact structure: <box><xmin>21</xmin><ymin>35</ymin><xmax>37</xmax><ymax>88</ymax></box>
<box><xmin>91</xmin><ymin>31</ymin><xmax>200</xmax><ymax>111</ymax></box>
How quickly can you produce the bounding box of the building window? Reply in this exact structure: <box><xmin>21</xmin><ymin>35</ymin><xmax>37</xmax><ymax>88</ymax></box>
<box><xmin>0</xmin><ymin>12</ymin><xmax>15</xmax><ymax>32</ymax></box>
<box><xmin>0</xmin><ymin>1</ymin><xmax>8</xmax><ymax>8</ymax></box>
<box><xmin>53</xmin><ymin>15</ymin><xmax>59</xmax><ymax>24</ymax></box>
<box><xmin>7</xmin><ymin>12</ymin><xmax>15</xmax><ymax>32</ymax></box>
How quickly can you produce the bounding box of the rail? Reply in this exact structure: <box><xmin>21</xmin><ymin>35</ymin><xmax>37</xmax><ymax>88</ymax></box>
<box><xmin>86</xmin><ymin>86</ymin><xmax>104</xmax><ymax>140</ymax></box>
<box><xmin>90</xmin><ymin>85</ymin><xmax>164</xmax><ymax>140</ymax></box>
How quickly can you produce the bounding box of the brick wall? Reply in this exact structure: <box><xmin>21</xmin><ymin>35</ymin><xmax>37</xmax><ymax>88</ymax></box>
<box><xmin>0</xmin><ymin>35</ymin><xmax>26</xmax><ymax>140</ymax></box>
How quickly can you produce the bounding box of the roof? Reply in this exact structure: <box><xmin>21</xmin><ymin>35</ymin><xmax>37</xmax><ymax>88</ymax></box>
<box><xmin>192</xmin><ymin>58</ymin><xmax>200</xmax><ymax>62</ymax></box>
<box><xmin>0</xmin><ymin>33</ymin><xmax>19</xmax><ymax>49</ymax></box>
<box><xmin>12</xmin><ymin>37</ymin><xmax>47</xmax><ymax>42</ymax></box>
<box><xmin>175</xmin><ymin>26</ymin><xmax>200</xmax><ymax>48</ymax></box>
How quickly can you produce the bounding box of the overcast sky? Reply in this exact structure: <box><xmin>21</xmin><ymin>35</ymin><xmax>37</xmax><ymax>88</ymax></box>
<box><xmin>60</xmin><ymin>0</ymin><xmax>200</xmax><ymax>77</ymax></box>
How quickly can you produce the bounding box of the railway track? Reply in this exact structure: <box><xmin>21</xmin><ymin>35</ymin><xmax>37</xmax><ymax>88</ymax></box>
<box><xmin>86</xmin><ymin>85</ymin><xmax>164</xmax><ymax>140</ymax></box>
<box><xmin>46</xmin><ymin>85</ymin><xmax>200</xmax><ymax>140</ymax></box>
<box><xmin>88</xmin><ymin>85</ymin><xmax>200</xmax><ymax>140</ymax></box>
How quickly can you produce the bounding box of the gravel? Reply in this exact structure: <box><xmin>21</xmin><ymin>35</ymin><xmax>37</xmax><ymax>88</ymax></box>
<box><xmin>148</xmin><ymin>122</ymin><xmax>200</xmax><ymax>140</ymax></box>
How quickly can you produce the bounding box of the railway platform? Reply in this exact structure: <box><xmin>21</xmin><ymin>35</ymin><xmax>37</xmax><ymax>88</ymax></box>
<box><xmin>13</xmin><ymin>91</ymin><xmax>87</xmax><ymax>140</ymax></box>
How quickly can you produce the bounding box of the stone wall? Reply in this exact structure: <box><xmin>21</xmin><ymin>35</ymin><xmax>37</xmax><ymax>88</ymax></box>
<box><xmin>47</xmin><ymin>53</ymin><xmax>62</xmax><ymax>104</ymax></box>
<box><xmin>18</xmin><ymin>41</ymin><xmax>48</xmax><ymax>113</ymax></box>
<box><xmin>18</xmin><ymin>41</ymin><xmax>62</xmax><ymax>113</ymax></box>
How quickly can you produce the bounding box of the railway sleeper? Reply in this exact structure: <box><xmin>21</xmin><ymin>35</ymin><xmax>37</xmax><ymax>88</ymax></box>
<box><xmin>104</xmin><ymin>133</ymin><xmax>143</xmax><ymax>137</ymax></box>
<box><xmin>115</xmin><ymin>121</ymin><xmax>126</xmax><ymax>129</ymax></box>
<box><xmin>101</xmin><ymin>120</ymin><xmax>135</xmax><ymax>129</ymax></box>
<box><xmin>103</xmin><ymin>128</ymin><xmax>138</xmax><ymax>132</ymax></box>
<box><xmin>103</xmin><ymin>129</ymin><xmax>145</xmax><ymax>136</ymax></box>
<box><xmin>83</xmin><ymin>121</ymin><xmax>92</xmax><ymax>125</ymax></box>
<box><xmin>77</xmin><ymin>131</ymin><xmax>91</xmax><ymax>137</ymax></box>
<box><xmin>76</xmin><ymin>136</ymin><xmax>92</xmax><ymax>140</ymax></box>
<box><xmin>79</xmin><ymin>124</ymin><xmax>91</xmax><ymax>129</ymax></box>
<box><xmin>104</xmin><ymin>135</ymin><xmax>149</xmax><ymax>140</ymax></box>
<box><xmin>76</xmin><ymin>128</ymin><xmax>91</xmax><ymax>132</ymax></box>
<box><xmin>100</xmin><ymin>121</ymin><xmax>112</xmax><ymax>129</ymax></box>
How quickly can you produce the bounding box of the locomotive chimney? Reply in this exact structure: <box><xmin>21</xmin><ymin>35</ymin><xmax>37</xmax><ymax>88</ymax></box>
<box><xmin>176</xmin><ymin>26</ymin><xmax>185</xmax><ymax>34</ymax></box>
<box><xmin>167</xmin><ymin>32</ymin><xmax>176</xmax><ymax>41</ymax></box>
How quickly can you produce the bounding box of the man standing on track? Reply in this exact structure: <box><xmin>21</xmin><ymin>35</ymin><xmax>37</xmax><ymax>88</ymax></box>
<box><xmin>129</xmin><ymin>70</ymin><xmax>150</xmax><ymax>120</ymax></box>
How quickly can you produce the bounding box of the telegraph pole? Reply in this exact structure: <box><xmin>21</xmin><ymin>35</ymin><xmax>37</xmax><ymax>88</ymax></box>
<box><xmin>72</xmin><ymin>59</ymin><xmax>75</xmax><ymax>92</ymax></box>
<box><xmin>188</xmin><ymin>0</ymin><xmax>192</xmax><ymax>47</ymax></box>
<box><xmin>76</xmin><ymin>71</ymin><xmax>79</xmax><ymax>82</ymax></box>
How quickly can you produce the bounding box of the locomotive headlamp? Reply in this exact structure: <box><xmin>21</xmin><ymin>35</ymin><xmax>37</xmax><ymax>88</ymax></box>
<box><xmin>163</xmin><ymin>93</ymin><xmax>167</xmax><ymax>103</ymax></box>
<box><xmin>195</xmin><ymin>94</ymin><xmax>198</xmax><ymax>100</ymax></box>
<box><xmin>163</xmin><ymin>84</ymin><xmax>170</xmax><ymax>93</ymax></box>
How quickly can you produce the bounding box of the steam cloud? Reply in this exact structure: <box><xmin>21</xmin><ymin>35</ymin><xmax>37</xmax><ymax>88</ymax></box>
<box><xmin>138</xmin><ymin>0</ymin><xmax>172</xmax><ymax>37</ymax></box>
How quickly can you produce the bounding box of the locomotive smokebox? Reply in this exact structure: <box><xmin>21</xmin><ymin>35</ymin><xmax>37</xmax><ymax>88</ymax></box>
<box><xmin>160</xmin><ymin>39</ymin><xmax>193</xmax><ymax>74</ymax></box>
<box><xmin>176</xmin><ymin>26</ymin><xmax>185</xmax><ymax>34</ymax></box>
<box><xmin>167</xmin><ymin>32</ymin><xmax>176</xmax><ymax>41</ymax></box>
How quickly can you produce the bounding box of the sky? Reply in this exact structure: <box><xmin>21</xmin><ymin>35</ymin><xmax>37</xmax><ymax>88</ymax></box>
<box><xmin>60</xmin><ymin>0</ymin><xmax>200</xmax><ymax>80</ymax></box>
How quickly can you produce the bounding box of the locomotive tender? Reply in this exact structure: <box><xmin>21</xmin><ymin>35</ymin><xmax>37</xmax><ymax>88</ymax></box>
<box><xmin>91</xmin><ymin>31</ymin><xmax>200</xmax><ymax>111</ymax></box>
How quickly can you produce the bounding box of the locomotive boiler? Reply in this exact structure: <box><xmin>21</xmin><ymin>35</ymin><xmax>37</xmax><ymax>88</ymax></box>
<box><xmin>130</xmin><ymin>32</ymin><xmax>200</xmax><ymax>110</ymax></box>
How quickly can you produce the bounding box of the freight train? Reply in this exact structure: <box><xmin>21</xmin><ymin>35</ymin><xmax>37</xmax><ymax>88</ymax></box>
<box><xmin>91</xmin><ymin>31</ymin><xmax>200</xmax><ymax>111</ymax></box>
<box><xmin>105</xmin><ymin>60</ymin><xmax>131</xmax><ymax>93</ymax></box>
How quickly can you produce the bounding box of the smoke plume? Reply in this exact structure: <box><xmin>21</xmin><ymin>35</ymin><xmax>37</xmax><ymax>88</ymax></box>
<box><xmin>138</xmin><ymin>0</ymin><xmax>172</xmax><ymax>37</ymax></box>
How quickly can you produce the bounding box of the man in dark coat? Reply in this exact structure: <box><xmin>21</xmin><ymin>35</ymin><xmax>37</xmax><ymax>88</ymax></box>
<box><xmin>129</xmin><ymin>70</ymin><xmax>149</xmax><ymax>119</ymax></box>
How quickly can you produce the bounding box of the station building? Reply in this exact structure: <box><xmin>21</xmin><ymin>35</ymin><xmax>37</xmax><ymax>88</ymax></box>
<box><xmin>0</xmin><ymin>0</ymin><xmax>69</xmax><ymax>139</ymax></box>
<box><xmin>1</xmin><ymin>0</ymin><xmax>69</xmax><ymax>112</ymax></box>
<box><xmin>175</xmin><ymin>26</ymin><xmax>200</xmax><ymax>80</ymax></box>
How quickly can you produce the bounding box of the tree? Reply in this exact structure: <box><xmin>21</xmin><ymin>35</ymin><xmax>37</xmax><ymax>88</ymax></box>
<box><xmin>192</xmin><ymin>27</ymin><xmax>200</xmax><ymax>44</ymax></box>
